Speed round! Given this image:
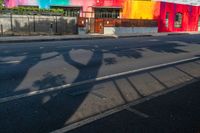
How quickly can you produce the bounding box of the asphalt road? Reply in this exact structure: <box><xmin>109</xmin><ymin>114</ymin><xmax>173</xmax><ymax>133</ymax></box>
<box><xmin>1</xmin><ymin>34</ymin><xmax>200</xmax><ymax>133</ymax></box>
<box><xmin>1</xmin><ymin>34</ymin><xmax>200</xmax><ymax>98</ymax></box>
<box><xmin>69</xmin><ymin>80</ymin><xmax>200</xmax><ymax>133</ymax></box>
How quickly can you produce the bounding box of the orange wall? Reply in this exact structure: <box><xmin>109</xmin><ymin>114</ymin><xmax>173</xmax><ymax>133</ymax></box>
<box><xmin>6</xmin><ymin>0</ymin><xmax>161</xmax><ymax>20</ymax></box>
<box><xmin>122</xmin><ymin>0</ymin><xmax>160</xmax><ymax>20</ymax></box>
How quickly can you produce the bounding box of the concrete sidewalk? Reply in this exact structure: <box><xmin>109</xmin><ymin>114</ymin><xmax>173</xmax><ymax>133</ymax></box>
<box><xmin>0</xmin><ymin>32</ymin><xmax>199</xmax><ymax>43</ymax></box>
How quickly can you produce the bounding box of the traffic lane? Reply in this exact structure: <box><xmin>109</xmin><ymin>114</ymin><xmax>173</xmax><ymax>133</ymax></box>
<box><xmin>1</xmin><ymin>34</ymin><xmax>200</xmax><ymax>65</ymax></box>
<box><xmin>1</xmin><ymin>34</ymin><xmax>200</xmax><ymax>62</ymax></box>
<box><xmin>68</xmin><ymin>80</ymin><xmax>200</xmax><ymax>133</ymax></box>
<box><xmin>1</xmin><ymin>35</ymin><xmax>200</xmax><ymax>98</ymax></box>
<box><xmin>1</xmin><ymin>34</ymin><xmax>200</xmax><ymax>48</ymax></box>
<box><xmin>0</xmin><ymin>60</ymin><xmax>199</xmax><ymax>133</ymax></box>
<box><xmin>0</xmin><ymin>72</ymin><xmax>141</xmax><ymax>133</ymax></box>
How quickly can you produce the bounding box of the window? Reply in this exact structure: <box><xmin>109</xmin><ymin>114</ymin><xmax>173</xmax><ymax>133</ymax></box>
<box><xmin>64</xmin><ymin>8</ymin><xmax>80</xmax><ymax>17</ymax></box>
<box><xmin>189</xmin><ymin>6</ymin><xmax>192</xmax><ymax>15</ymax></box>
<box><xmin>51</xmin><ymin>6</ymin><xmax>81</xmax><ymax>17</ymax></box>
<box><xmin>95</xmin><ymin>8</ymin><xmax>120</xmax><ymax>18</ymax></box>
<box><xmin>165</xmin><ymin>12</ymin><xmax>169</xmax><ymax>28</ymax></box>
<box><xmin>198</xmin><ymin>16</ymin><xmax>200</xmax><ymax>31</ymax></box>
<box><xmin>174</xmin><ymin>13</ymin><xmax>182</xmax><ymax>28</ymax></box>
<box><xmin>198</xmin><ymin>16</ymin><xmax>200</xmax><ymax>27</ymax></box>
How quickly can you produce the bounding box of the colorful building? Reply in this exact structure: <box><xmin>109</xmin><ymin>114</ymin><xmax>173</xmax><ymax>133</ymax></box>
<box><xmin>158</xmin><ymin>1</ymin><xmax>200</xmax><ymax>32</ymax></box>
<box><xmin>4</xmin><ymin>0</ymin><xmax>200</xmax><ymax>33</ymax></box>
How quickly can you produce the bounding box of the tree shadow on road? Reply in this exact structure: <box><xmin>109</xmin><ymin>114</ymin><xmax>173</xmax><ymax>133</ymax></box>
<box><xmin>68</xmin><ymin>80</ymin><xmax>200</xmax><ymax>133</ymax></box>
<box><xmin>0</xmin><ymin>35</ymin><xmax>197</xmax><ymax>133</ymax></box>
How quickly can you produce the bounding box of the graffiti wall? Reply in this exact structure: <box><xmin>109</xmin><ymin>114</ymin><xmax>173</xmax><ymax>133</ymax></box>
<box><xmin>4</xmin><ymin>0</ymin><xmax>200</xmax><ymax>32</ymax></box>
<box><xmin>5</xmin><ymin>0</ymin><xmax>123</xmax><ymax>9</ymax></box>
<box><xmin>5</xmin><ymin>0</ymin><xmax>160</xmax><ymax>19</ymax></box>
<box><xmin>122</xmin><ymin>0</ymin><xmax>160</xmax><ymax>19</ymax></box>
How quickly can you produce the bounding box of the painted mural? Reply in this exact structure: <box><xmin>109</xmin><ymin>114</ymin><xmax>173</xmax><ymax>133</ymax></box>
<box><xmin>5</xmin><ymin>0</ymin><xmax>123</xmax><ymax>8</ymax></box>
<box><xmin>4</xmin><ymin>0</ymin><xmax>200</xmax><ymax>32</ymax></box>
<box><xmin>122</xmin><ymin>0</ymin><xmax>160</xmax><ymax>19</ymax></box>
<box><xmin>4</xmin><ymin>0</ymin><xmax>161</xmax><ymax>19</ymax></box>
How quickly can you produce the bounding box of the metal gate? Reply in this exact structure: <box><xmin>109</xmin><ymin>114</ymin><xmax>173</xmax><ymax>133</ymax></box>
<box><xmin>94</xmin><ymin>18</ymin><xmax>104</xmax><ymax>34</ymax></box>
<box><xmin>78</xmin><ymin>17</ymin><xmax>104</xmax><ymax>34</ymax></box>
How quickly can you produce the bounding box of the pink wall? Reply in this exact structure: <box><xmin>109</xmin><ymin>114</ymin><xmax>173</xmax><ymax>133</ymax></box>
<box><xmin>5</xmin><ymin>0</ymin><xmax>18</xmax><ymax>7</ymax></box>
<box><xmin>158</xmin><ymin>2</ymin><xmax>200</xmax><ymax>32</ymax></box>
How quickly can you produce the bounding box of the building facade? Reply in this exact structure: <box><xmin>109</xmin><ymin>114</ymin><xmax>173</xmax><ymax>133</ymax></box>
<box><xmin>158</xmin><ymin>2</ymin><xmax>200</xmax><ymax>32</ymax></box>
<box><xmin>4</xmin><ymin>0</ymin><xmax>200</xmax><ymax>34</ymax></box>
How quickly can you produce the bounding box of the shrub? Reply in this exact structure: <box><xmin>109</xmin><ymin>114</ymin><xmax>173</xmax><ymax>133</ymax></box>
<box><xmin>0</xmin><ymin>6</ymin><xmax>65</xmax><ymax>16</ymax></box>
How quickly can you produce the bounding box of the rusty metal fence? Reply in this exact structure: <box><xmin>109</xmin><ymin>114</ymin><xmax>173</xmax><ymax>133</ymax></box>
<box><xmin>102</xmin><ymin>18</ymin><xmax>158</xmax><ymax>27</ymax></box>
<box><xmin>78</xmin><ymin>17</ymin><xmax>157</xmax><ymax>27</ymax></box>
<box><xmin>78</xmin><ymin>17</ymin><xmax>158</xmax><ymax>34</ymax></box>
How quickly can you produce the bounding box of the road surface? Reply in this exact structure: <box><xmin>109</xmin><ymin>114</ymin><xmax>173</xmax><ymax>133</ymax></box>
<box><xmin>1</xmin><ymin>34</ymin><xmax>200</xmax><ymax>133</ymax></box>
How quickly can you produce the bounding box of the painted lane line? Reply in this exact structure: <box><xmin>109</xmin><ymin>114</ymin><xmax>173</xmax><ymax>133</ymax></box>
<box><xmin>0</xmin><ymin>56</ymin><xmax>200</xmax><ymax>104</ymax></box>
<box><xmin>126</xmin><ymin>107</ymin><xmax>149</xmax><ymax>118</ymax></box>
<box><xmin>0</xmin><ymin>60</ymin><xmax>21</xmax><ymax>64</ymax></box>
<box><xmin>91</xmin><ymin>91</ymin><xmax>107</xmax><ymax>99</ymax></box>
<box><xmin>51</xmin><ymin>104</ymin><xmax>124</xmax><ymax>133</ymax></box>
<box><xmin>95</xmin><ymin>57</ymin><xmax>200</xmax><ymax>81</ymax></box>
<box><xmin>0</xmin><ymin>84</ymin><xmax>71</xmax><ymax>103</ymax></box>
<box><xmin>51</xmin><ymin>79</ymin><xmax>198</xmax><ymax>133</ymax></box>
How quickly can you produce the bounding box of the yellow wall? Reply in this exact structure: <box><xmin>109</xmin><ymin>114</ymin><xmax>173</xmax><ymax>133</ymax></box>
<box><xmin>122</xmin><ymin>0</ymin><xmax>160</xmax><ymax>20</ymax></box>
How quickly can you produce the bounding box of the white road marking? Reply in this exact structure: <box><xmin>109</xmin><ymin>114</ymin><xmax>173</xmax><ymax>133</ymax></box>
<box><xmin>0</xmin><ymin>60</ymin><xmax>21</xmax><ymax>64</ymax></box>
<box><xmin>0</xmin><ymin>56</ymin><xmax>199</xmax><ymax>104</ymax></box>
<box><xmin>91</xmin><ymin>91</ymin><xmax>107</xmax><ymax>99</ymax></box>
<box><xmin>51</xmin><ymin>79</ymin><xmax>197</xmax><ymax>133</ymax></box>
<box><xmin>126</xmin><ymin>107</ymin><xmax>149</xmax><ymax>118</ymax></box>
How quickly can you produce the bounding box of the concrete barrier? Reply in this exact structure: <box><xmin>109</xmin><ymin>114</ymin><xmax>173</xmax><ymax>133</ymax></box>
<box><xmin>104</xmin><ymin>27</ymin><xmax>158</xmax><ymax>35</ymax></box>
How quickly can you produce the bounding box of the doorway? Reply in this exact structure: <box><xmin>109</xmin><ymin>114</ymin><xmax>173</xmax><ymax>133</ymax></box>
<box><xmin>95</xmin><ymin>19</ymin><xmax>104</xmax><ymax>34</ymax></box>
<box><xmin>198</xmin><ymin>16</ymin><xmax>200</xmax><ymax>31</ymax></box>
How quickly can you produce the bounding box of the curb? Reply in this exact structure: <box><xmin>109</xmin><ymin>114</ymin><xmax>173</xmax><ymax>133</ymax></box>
<box><xmin>0</xmin><ymin>32</ymin><xmax>196</xmax><ymax>44</ymax></box>
<box><xmin>0</xmin><ymin>36</ymin><xmax>116</xmax><ymax>44</ymax></box>
<box><xmin>117</xmin><ymin>34</ymin><xmax>153</xmax><ymax>38</ymax></box>
<box><xmin>167</xmin><ymin>33</ymin><xmax>190</xmax><ymax>36</ymax></box>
